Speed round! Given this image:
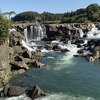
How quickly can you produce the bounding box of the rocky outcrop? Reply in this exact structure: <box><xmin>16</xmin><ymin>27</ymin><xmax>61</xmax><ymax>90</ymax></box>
<box><xmin>0</xmin><ymin>85</ymin><xmax>45</xmax><ymax>99</ymax></box>
<box><xmin>0</xmin><ymin>42</ymin><xmax>11</xmax><ymax>86</ymax></box>
<box><xmin>9</xmin><ymin>31</ymin><xmax>24</xmax><ymax>47</ymax></box>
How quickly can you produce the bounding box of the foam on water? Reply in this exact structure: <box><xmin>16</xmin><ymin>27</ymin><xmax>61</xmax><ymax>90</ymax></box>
<box><xmin>41</xmin><ymin>48</ymin><xmax>53</xmax><ymax>53</ymax></box>
<box><xmin>47</xmin><ymin>56</ymin><xmax>54</xmax><ymax>59</ymax></box>
<box><xmin>35</xmin><ymin>93</ymin><xmax>94</xmax><ymax>100</ymax></box>
<box><xmin>21</xmin><ymin>40</ymin><xmax>36</xmax><ymax>51</ymax></box>
<box><xmin>54</xmin><ymin>43</ymin><xmax>80</xmax><ymax>71</ymax></box>
<box><xmin>87</xmin><ymin>24</ymin><xmax>100</xmax><ymax>40</ymax></box>
<box><xmin>0</xmin><ymin>94</ymin><xmax>31</xmax><ymax>100</ymax></box>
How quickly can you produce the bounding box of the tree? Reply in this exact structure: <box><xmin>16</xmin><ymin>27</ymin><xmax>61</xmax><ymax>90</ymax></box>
<box><xmin>0</xmin><ymin>14</ymin><xmax>11</xmax><ymax>44</ymax></box>
<box><xmin>3</xmin><ymin>11</ymin><xmax>16</xmax><ymax>18</ymax></box>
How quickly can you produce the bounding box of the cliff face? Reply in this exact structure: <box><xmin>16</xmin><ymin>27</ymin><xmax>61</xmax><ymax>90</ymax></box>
<box><xmin>0</xmin><ymin>41</ymin><xmax>11</xmax><ymax>86</ymax></box>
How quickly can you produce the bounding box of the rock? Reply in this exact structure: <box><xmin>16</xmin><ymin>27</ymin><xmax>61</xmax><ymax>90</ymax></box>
<box><xmin>9</xmin><ymin>47</ymin><xmax>14</xmax><ymax>63</ymax></box>
<box><xmin>11</xmin><ymin>61</ymin><xmax>29</xmax><ymax>70</ymax></box>
<box><xmin>61</xmin><ymin>48</ymin><xmax>70</xmax><ymax>52</ymax></box>
<box><xmin>34</xmin><ymin>61</ymin><xmax>46</xmax><ymax>68</ymax></box>
<box><xmin>93</xmin><ymin>51</ymin><xmax>100</xmax><ymax>59</ymax></box>
<box><xmin>32</xmin><ymin>85</ymin><xmax>45</xmax><ymax>98</ymax></box>
<box><xmin>94</xmin><ymin>46</ymin><xmax>100</xmax><ymax>52</ymax></box>
<box><xmin>77</xmin><ymin>44</ymin><xmax>82</xmax><ymax>48</ymax></box>
<box><xmin>23</xmin><ymin>58</ymin><xmax>35</xmax><ymax>66</ymax></box>
<box><xmin>75</xmin><ymin>39</ymin><xmax>84</xmax><ymax>45</ymax></box>
<box><xmin>77</xmin><ymin>49</ymin><xmax>84</xmax><ymax>54</ymax></box>
<box><xmin>14</xmin><ymin>55</ymin><xmax>23</xmax><ymax>61</ymax></box>
<box><xmin>17</xmin><ymin>69</ymin><xmax>26</xmax><ymax>74</ymax></box>
<box><xmin>52</xmin><ymin>45</ymin><xmax>61</xmax><ymax>51</ymax></box>
<box><xmin>86</xmin><ymin>56</ymin><xmax>95</xmax><ymax>62</ymax></box>
<box><xmin>26</xmin><ymin>85</ymin><xmax>45</xmax><ymax>99</ymax></box>
<box><xmin>0</xmin><ymin>42</ymin><xmax>11</xmax><ymax>86</ymax></box>
<box><xmin>44</xmin><ymin>44</ymin><xmax>53</xmax><ymax>50</ymax></box>
<box><xmin>33</xmin><ymin>52</ymin><xmax>44</xmax><ymax>61</ymax></box>
<box><xmin>9</xmin><ymin>31</ymin><xmax>24</xmax><ymax>47</ymax></box>
<box><xmin>77</xmin><ymin>49</ymin><xmax>84</xmax><ymax>57</ymax></box>
<box><xmin>13</xmin><ymin>46</ymin><xmax>23</xmax><ymax>54</ymax></box>
<box><xmin>22</xmin><ymin>50</ymin><xmax>32</xmax><ymax>58</ymax></box>
<box><xmin>7</xmin><ymin>86</ymin><xmax>28</xmax><ymax>97</ymax></box>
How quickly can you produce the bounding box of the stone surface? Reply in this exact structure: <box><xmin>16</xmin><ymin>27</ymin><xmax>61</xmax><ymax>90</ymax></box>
<box><xmin>7</xmin><ymin>86</ymin><xmax>28</xmax><ymax>97</ymax></box>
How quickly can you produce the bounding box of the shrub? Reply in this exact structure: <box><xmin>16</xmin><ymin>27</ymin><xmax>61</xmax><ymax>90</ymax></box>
<box><xmin>0</xmin><ymin>14</ymin><xmax>11</xmax><ymax>44</ymax></box>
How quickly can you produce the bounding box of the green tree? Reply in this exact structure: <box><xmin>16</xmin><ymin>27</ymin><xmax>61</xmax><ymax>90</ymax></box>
<box><xmin>0</xmin><ymin>14</ymin><xmax>11</xmax><ymax>44</ymax></box>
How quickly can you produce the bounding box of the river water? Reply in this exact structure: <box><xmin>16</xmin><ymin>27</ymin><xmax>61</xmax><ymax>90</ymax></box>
<box><xmin>1</xmin><ymin>49</ymin><xmax>100</xmax><ymax>100</ymax></box>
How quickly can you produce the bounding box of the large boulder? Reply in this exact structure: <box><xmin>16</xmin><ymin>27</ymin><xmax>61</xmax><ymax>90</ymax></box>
<box><xmin>3</xmin><ymin>85</ymin><xmax>28</xmax><ymax>97</ymax></box>
<box><xmin>26</xmin><ymin>85</ymin><xmax>45</xmax><ymax>99</ymax></box>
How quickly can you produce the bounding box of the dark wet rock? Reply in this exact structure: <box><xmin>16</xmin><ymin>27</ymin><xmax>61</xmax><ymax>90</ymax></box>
<box><xmin>14</xmin><ymin>55</ymin><xmax>23</xmax><ymax>61</ymax></box>
<box><xmin>52</xmin><ymin>45</ymin><xmax>61</xmax><ymax>51</ymax></box>
<box><xmin>22</xmin><ymin>50</ymin><xmax>32</xmax><ymax>58</ymax></box>
<box><xmin>26</xmin><ymin>85</ymin><xmax>46</xmax><ymax>99</ymax></box>
<box><xmin>61</xmin><ymin>48</ymin><xmax>70</xmax><ymax>52</ymax></box>
<box><xmin>77</xmin><ymin>49</ymin><xmax>84</xmax><ymax>57</ymax></box>
<box><xmin>44</xmin><ymin>44</ymin><xmax>53</xmax><ymax>50</ymax></box>
<box><xmin>77</xmin><ymin>49</ymin><xmax>84</xmax><ymax>54</ymax></box>
<box><xmin>75</xmin><ymin>39</ymin><xmax>84</xmax><ymax>45</ymax></box>
<box><xmin>77</xmin><ymin>44</ymin><xmax>82</xmax><ymax>48</ymax></box>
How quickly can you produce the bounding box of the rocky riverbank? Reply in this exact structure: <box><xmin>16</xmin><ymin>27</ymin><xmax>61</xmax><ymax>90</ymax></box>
<box><xmin>0</xmin><ymin>22</ymin><xmax>100</xmax><ymax>99</ymax></box>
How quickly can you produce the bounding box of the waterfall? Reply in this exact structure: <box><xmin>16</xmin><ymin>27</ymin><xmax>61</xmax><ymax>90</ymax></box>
<box><xmin>30</xmin><ymin>25</ymin><xmax>34</xmax><ymax>39</ymax></box>
<box><xmin>91</xmin><ymin>24</ymin><xmax>98</xmax><ymax>32</ymax></box>
<box><xmin>24</xmin><ymin>28</ymin><xmax>29</xmax><ymax>45</ymax></box>
<box><xmin>78</xmin><ymin>29</ymin><xmax>84</xmax><ymax>38</ymax></box>
<box><xmin>24</xmin><ymin>24</ymin><xmax>47</xmax><ymax>45</ymax></box>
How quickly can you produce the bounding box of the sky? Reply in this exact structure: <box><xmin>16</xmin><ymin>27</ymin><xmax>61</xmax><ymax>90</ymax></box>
<box><xmin>0</xmin><ymin>0</ymin><xmax>100</xmax><ymax>14</ymax></box>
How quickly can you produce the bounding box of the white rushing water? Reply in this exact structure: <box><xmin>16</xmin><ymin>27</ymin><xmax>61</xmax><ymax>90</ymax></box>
<box><xmin>35</xmin><ymin>93</ymin><xmax>94</xmax><ymax>100</ymax></box>
<box><xmin>87</xmin><ymin>24</ymin><xmax>100</xmax><ymax>40</ymax></box>
<box><xmin>4</xmin><ymin>94</ymin><xmax>30</xmax><ymax>100</ymax></box>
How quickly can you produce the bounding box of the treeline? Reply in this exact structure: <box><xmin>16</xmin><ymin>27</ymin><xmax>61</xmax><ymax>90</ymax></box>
<box><xmin>62</xmin><ymin>3</ymin><xmax>100</xmax><ymax>23</ymax></box>
<box><xmin>12</xmin><ymin>3</ymin><xmax>100</xmax><ymax>23</ymax></box>
<box><xmin>12</xmin><ymin>11</ymin><xmax>63</xmax><ymax>23</ymax></box>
